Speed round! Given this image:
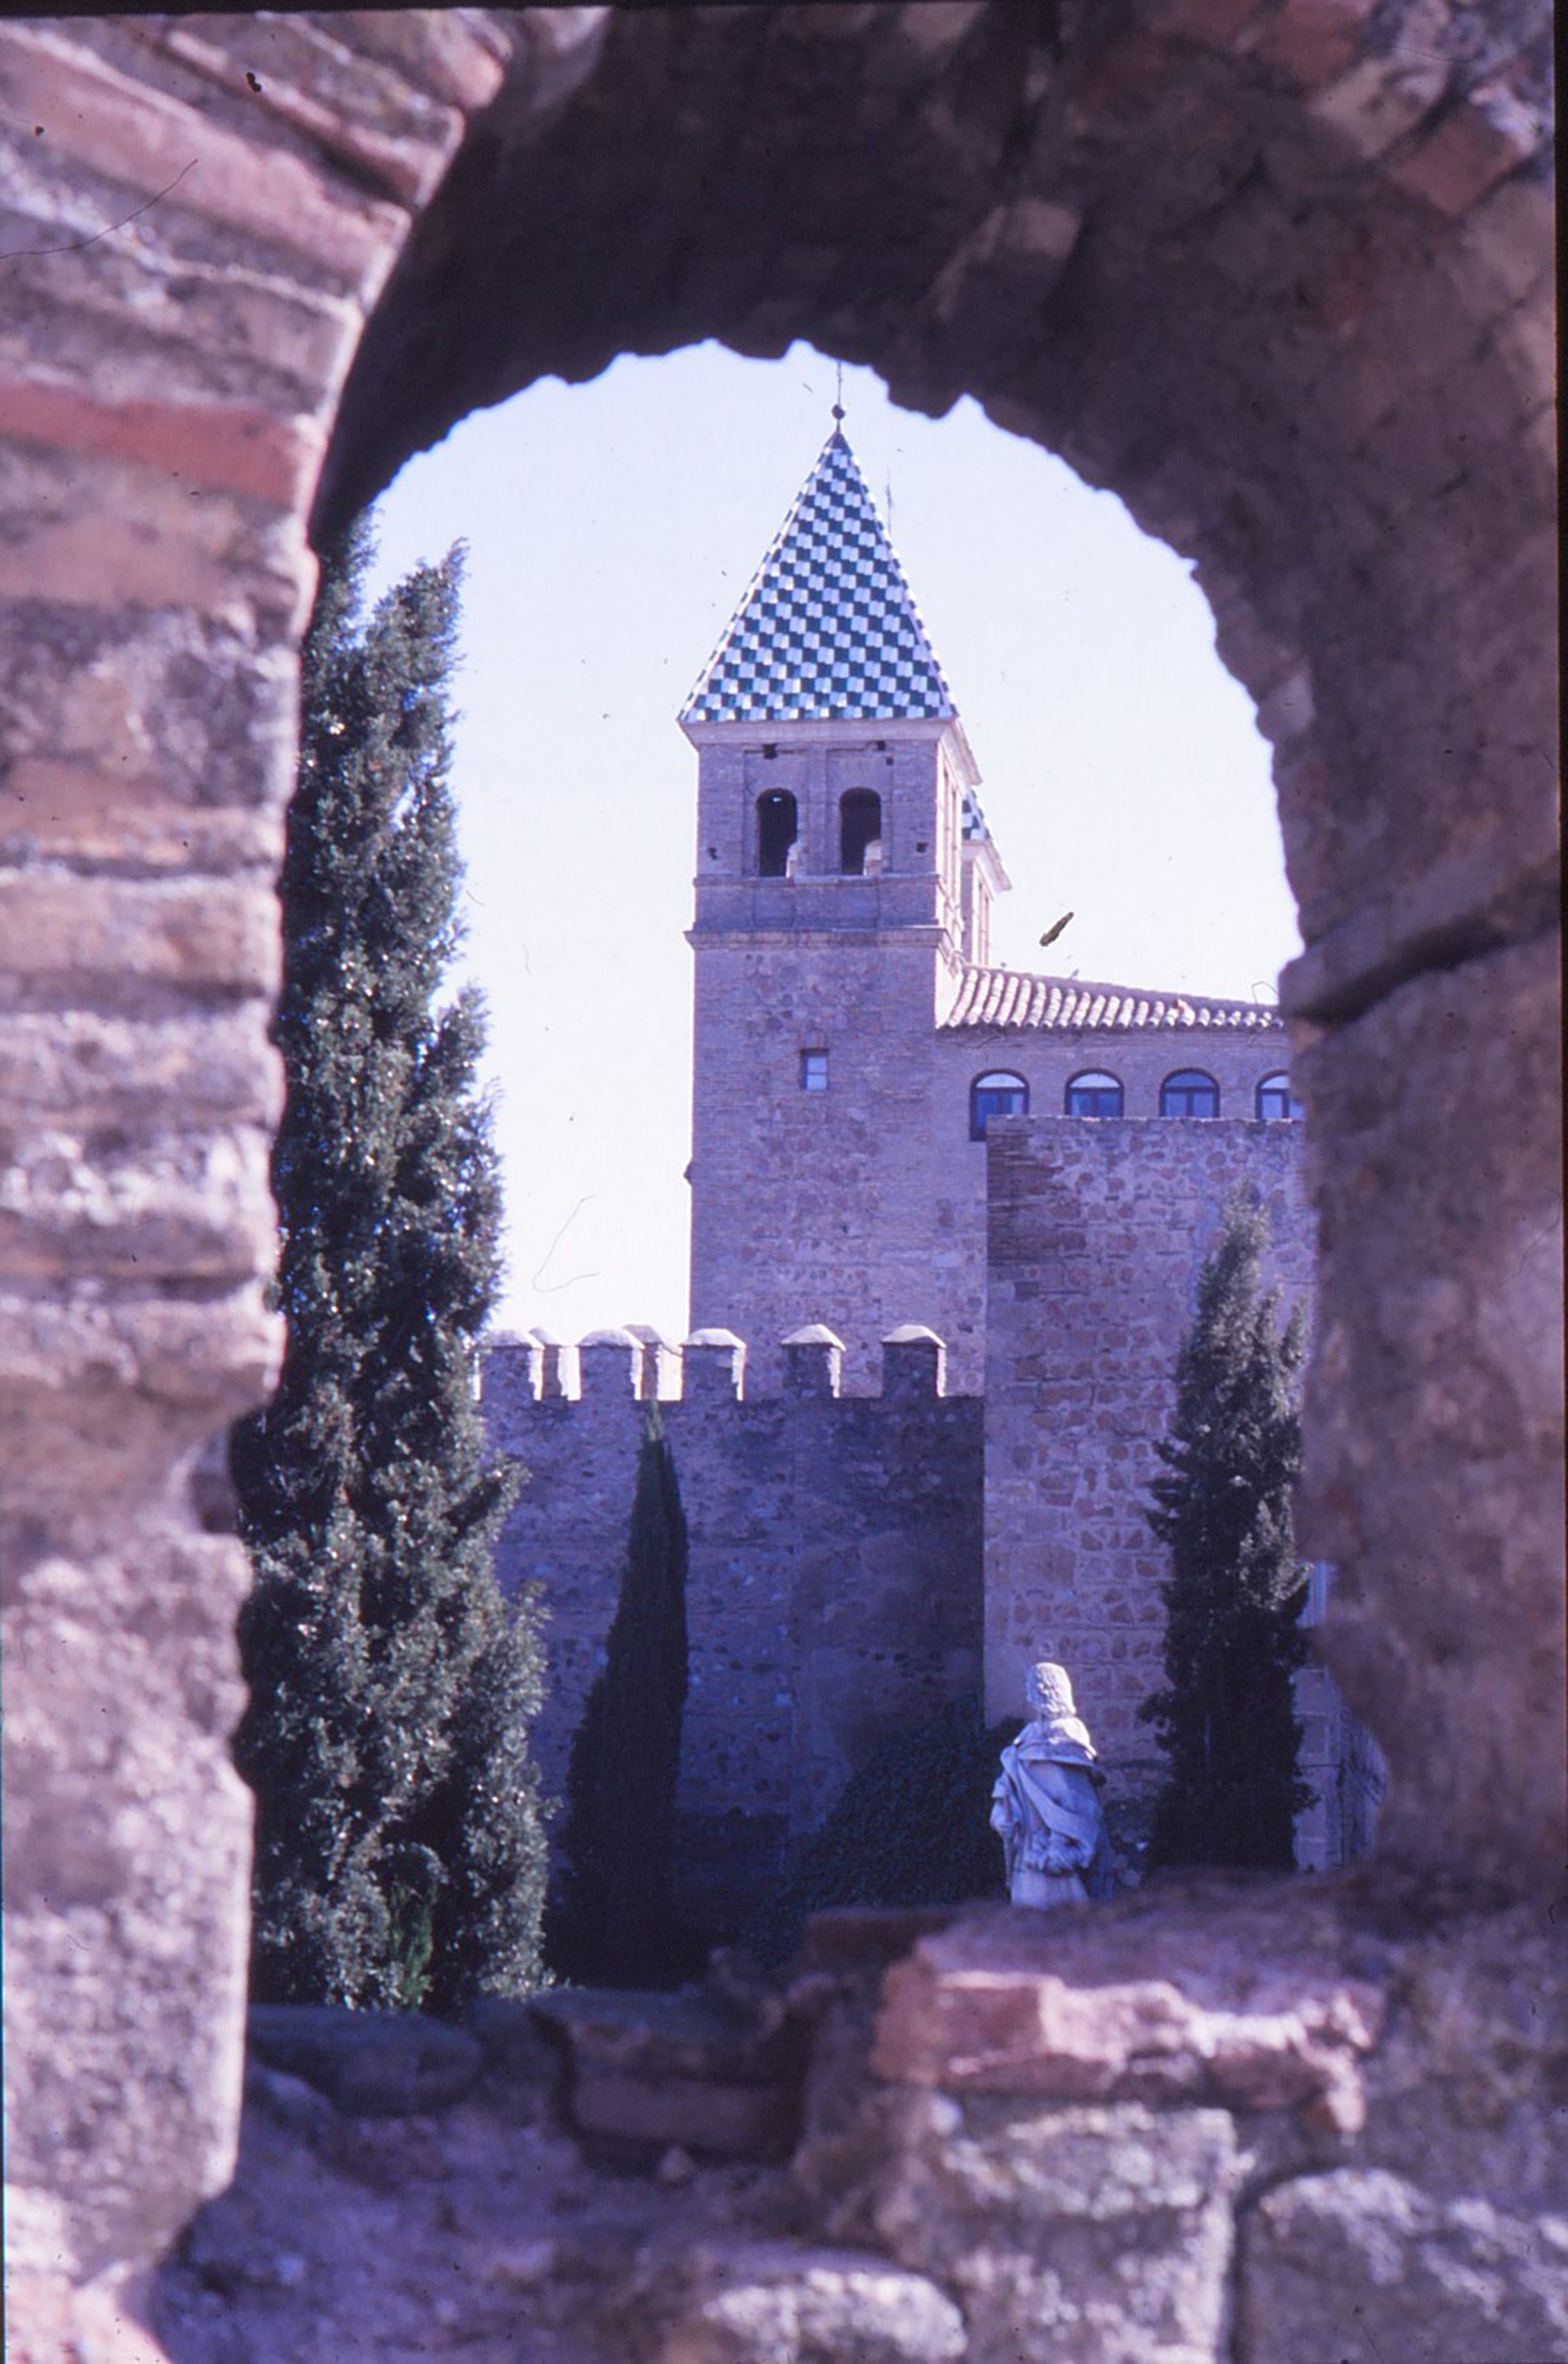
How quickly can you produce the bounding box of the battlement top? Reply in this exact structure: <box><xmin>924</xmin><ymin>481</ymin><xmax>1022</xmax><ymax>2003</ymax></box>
<box><xmin>480</xmin><ymin>1321</ymin><xmax>966</xmax><ymax>1407</ymax></box>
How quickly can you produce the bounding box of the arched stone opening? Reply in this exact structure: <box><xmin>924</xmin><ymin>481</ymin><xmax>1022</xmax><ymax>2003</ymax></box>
<box><xmin>1</xmin><ymin>1</ymin><xmax>1556</xmax><ymax>2319</ymax></box>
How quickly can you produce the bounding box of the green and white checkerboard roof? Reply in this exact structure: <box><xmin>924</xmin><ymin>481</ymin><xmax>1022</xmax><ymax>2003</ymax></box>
<box><xmin>681</xmin><ymin>427</ymin><xmax>957</xmax><ymax>725</ymax></box>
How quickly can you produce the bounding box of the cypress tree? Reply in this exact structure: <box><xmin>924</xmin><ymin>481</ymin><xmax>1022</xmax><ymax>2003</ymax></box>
<box><xmin>555</xmin><ymin>1403</ymin><xmax>690</xmax><ymax>1984</ymax></box>
<box><xmin>1138</xmin><ymin>1186</ymin><xmax>1311</xmax><ymax>1870</ymax></box>
<box><xmin>230</xmin><ymin>519</ymin><xmax>548</xmax><ymax>2011</ymax></box>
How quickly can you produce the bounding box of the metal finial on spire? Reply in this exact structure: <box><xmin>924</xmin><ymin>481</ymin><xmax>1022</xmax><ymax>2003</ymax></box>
<box><xmin>833</xmin><ymin>360</ymin><xmax>844</xmax><ymax>424</ymax></box>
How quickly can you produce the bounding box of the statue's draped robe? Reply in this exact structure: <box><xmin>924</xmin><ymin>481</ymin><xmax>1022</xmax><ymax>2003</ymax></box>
<box><xmin>990</xmin><ymin>1727</ymin><xmax>1112</xmax><ymax>1908</ymax></box>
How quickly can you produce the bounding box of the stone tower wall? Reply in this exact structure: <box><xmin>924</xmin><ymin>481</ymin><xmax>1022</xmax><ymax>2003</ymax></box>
<box><xmin>984</xmin><ymin>1114</ymin><xmax>1316</xmax><ymax>1794</ymax></box>
<box><xmin>688</xmin><ymin>935</ymin><xmax>949</xmax><ymax>1398</ymax></box>
<box><xmin>484</xmin><ymin>1331</ymin><xmax>983</xmax><ymax>1926</ymax></box>
<box><xmin>688</xmin><ymin>720</ymin><xmax>961</xmax><ymax>1399</ymax></box>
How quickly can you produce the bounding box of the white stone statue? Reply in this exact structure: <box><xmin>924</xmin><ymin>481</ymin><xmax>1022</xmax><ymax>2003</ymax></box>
<box><xmin>990</xmin><ymin>1661</ymin><xmax>1113</xmax><ymax>1908</ymax></box>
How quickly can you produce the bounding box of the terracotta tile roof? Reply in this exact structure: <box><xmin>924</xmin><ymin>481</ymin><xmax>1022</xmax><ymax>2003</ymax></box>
<box><xmin>941</xmin><ymin>966</ymin><xmax>1284</xmax><ymax>1034</ymax></box>
<box><xmin>681</xmin><ymin>427</ymin><xmax>956</xmax><ymax>725</ymax></box>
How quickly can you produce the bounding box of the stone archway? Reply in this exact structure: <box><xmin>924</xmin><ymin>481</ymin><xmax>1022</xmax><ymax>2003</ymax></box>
<box><xmin>1</xmin><ymin>0</ymin><xmax>1556</xmax><ymax>2316</ymax></box>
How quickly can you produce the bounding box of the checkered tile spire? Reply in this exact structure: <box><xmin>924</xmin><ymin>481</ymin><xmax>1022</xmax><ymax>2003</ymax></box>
<box><xmin>681</xmin><ymin>427</ymin><xmax>957</xmax><ymax>724</ymax></box>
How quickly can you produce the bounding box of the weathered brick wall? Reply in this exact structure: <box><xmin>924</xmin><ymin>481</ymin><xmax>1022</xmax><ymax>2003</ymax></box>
<box><xmin>0</xmin><ymin>9</ymin><xmax>546</xmax><ymax>2296</ymax></box>
<box><xmin>485</xmin><ymin>1329</ymin><xmax>983</xmax><ymax>1924</ymax></box>
<box><xmin>983</xmin><ymin>1115</ymin><xmax>1315</xmax><ymax>1790</ymax></box>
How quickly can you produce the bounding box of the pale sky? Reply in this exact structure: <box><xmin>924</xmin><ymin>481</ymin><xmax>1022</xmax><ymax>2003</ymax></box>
<box><xmin>364</xmin><ymin>341</ymin><xmax>1301</xmax><ymax>1347</ymax></box>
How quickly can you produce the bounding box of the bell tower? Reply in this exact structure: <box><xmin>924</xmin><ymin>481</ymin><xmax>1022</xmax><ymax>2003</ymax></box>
<box><xmin>681</xmin><ymin>420</ymin><xmax>1008</xmax><ymax>1394</ymax></box>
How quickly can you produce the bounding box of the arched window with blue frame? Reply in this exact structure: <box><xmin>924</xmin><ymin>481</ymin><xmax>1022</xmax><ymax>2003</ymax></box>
<box><xmin>1065</xmin><ymin>1069</ymin><xmax>1124</xmax><ymax>1118</ymax></box>
<box><xmin>1256</xmin><ymin>1070</ymin><xmax>1304</xmax><ymax>1120</ymax></box>
<box><xmin>971</xmin><ymin>1070</ymin><xmax>1028</xmax><ymax>1140</ymax></box>
<box><xmin>1160</xmin><ymin>1067</ymin><xmax>1219</xmax><ymax>1118</ymax></box>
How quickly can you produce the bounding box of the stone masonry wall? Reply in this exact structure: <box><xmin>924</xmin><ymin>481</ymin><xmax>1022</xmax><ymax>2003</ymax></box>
<box><xmin>1295</xmin><ymin>1561</ymin><xmax>1388</xmax><ymax>1871</ymax></box>
<box><xmin>921</xmin><ymin>1018</ymin><xmax>1295</xmax><ymax>1393</ymax></box>
<box><xmin>484</xmin><ymin>1328</ymin><xmax>982</xmax><ymax>1928</ymax></box>
<box><xmin>984</xmin><ymin>1115</ymin><xmax>1315</xmax><ymax>1804</ymax></box>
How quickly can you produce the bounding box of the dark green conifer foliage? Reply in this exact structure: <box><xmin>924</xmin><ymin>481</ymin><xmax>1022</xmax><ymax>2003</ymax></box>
<box><xmin>555</xmin><ymin>1404</ymin><xmax>690</xmax><ymax>1984</ymax></box>
<box><xmin>1139</xmin><ymin>1187</ymin><xmax>1311</xmax><ymax>1870</ymax></box>
<box><xmin>741</xmin><ymin>1691</ymin><xmax>1017</xmax><ymax>1970</ymax></box>
<box><xmin>230</xmin><ymin>520</ymin><xmax>547</xmax><ymax>2012</ymax></box>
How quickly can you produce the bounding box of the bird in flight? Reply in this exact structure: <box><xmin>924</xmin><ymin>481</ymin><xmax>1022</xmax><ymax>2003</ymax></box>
<box><xmin>1038</xmin><ymin>912</ymin><xmax>1074</xmax><ymax>950</ymax></box>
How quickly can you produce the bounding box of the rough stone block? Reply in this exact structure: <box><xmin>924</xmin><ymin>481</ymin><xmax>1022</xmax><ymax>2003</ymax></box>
<box><xmin>246</xmin><ymin>2006</ymin><xmax>484</xmax><ymax>2118</ymax></box>
<box><xmin>1391</xmin><ymin>77</ymin><xmax>1545</xmax><ymax>216</ymax></box>
<box><xmin>4</xmin><ymin>1535</ymin><xmax>254</xmax><ymax>2282</ymax></box>
<box><xmin>782</xmin><ymin>1324</ymin><xmax>846</xmax><ymax>1398</ymax></box>
<box><xmin>1309</xmin><ymin>43</ymin><xmax>1449</xmax><ymax>158</ymax></box>
<box><xmin>1295</xmin><ymin>932</ymin><xmax>1564</xmax><ymax>1889</ymax></box>
<box><xmin>332</xmin><ymin>10</ymin><xmax>515</xmax><ymax>111</ymax></box>
<box><xmin>0</xmin><ymin>604</ymin><xmax>302</xmax><ymax>819</ymax></box>
<box><xmin>0</xmin><ymin>1010</ymin><xmax>281</xmax><ymax>1129</ymax></box>
<box><xmin>1</xmin><ymin>758</ymin><xmax>284</xmax><ymax>874</ymax></box>
<box><xmin>0</xmin><ymin>24</ymin><xmax>406</xmax><ymax>298</ymax></box>
<box><xmin>872</xmin><ymin>1886</ymin><xmax>1382</xmax><ymax>2128</ymax></box>
<box><xmin>1237</xmin><ymin>2167</ymin><xmax>1568</xmax><ymax>2364</ymax></box>
<box><xmin>1255</xmin><ymin>0</ymin><xmax>1377</xmax><ymax>91</ymax></box>
<box><xmin>0</xmin><ymin>1122</ymin><xmax>274</xmax><ymax>1285</ymax></box>
<box><xmin>0</xmin><ymin>434</ymin><xmax>312</xmax><ymax>634</ymax></box>
<box><xmin>571</xmin><ymin>2069</ymin><xmax>798</xmax><ymax>2162</ymax></box>
<box><xmin>864</xmin><ymin>2088</ymin><xmax>1239</xmax><ymax>2364</ymax></box>
<box><xmin>880</xmin><ymin>1325</ymin><xmax>946</xmax><ymax>1399</ymax></box>
<box><xmin>0</xmin><ymin>875</ymin><xmax>280</xmax><ymax>1001</ymax></box>
<box><xmin>158</xmin><ymin>17</ymin><xmax>466</xmax><ymax>211</ymax></box>
<box><xmin>0</xmin><ymin>1286</ymin><xmax>281</xmax><ymax>1517</ymax></box>
<box><xmin>0</xmin><ymin>374</ymin><xmax>326</xmax><ymax>509</ymax></box>
<box><xmin>599</xmin><ymin>2239</ymin><xmax>967</xmax><ymax>2364</ymax></box>
<box><xmin>0</xmin><ymin>207</ymin><xmax>364</xmax><ymax>420</ymax></box>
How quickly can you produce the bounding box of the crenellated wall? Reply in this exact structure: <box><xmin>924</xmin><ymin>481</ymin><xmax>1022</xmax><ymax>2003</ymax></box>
<box><xmin>492</xmin><ymin>1099</ymin><xmax>1338</xmax><ymax>1921</ymax></box>
<box><xmin>483</xmin><ymin>1324</ymin><xmax>984</xmax><ymax>1926</ymax></box>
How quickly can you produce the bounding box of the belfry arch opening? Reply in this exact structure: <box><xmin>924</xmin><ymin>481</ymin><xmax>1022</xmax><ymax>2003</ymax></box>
<box><xmin>756</xmin><ymin>789</ymin><xmax>798</xmax><ymax>877</ymax></box>
<box><xmin>839</xmin><ymin>788</ymin><xmax>883</xmax><ymax>874</ymax></box>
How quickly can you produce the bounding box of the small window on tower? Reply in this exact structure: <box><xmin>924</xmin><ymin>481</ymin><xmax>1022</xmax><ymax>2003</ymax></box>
<box><xmin>839</xmin><ymin>789</ymin><xmax>882</xmax><ymax>874</ymax></box>
<box><xmin>800</xmin><ymin>1049</ymin><xmax>829</xmax><ymax>1093</ymax></box>
<box><xmin>757</xmin><ymin>789</ymin><xmax>798</xmax><ymax>878</ymax></box>
<box><xmin>1065</xmin><ymin>1069</ymin><xmax>1124</xmax><ymax>1119</ymax></box>
<box><xmin>1257</xmin><ymin>1071</ymin><xmax>1304</xmax><ymax>1120</ymax></box>
<box><xmin>971</xmin><ymin>1070</ymin><xmax>1028</xmax><ymax>1140</ymax></box>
